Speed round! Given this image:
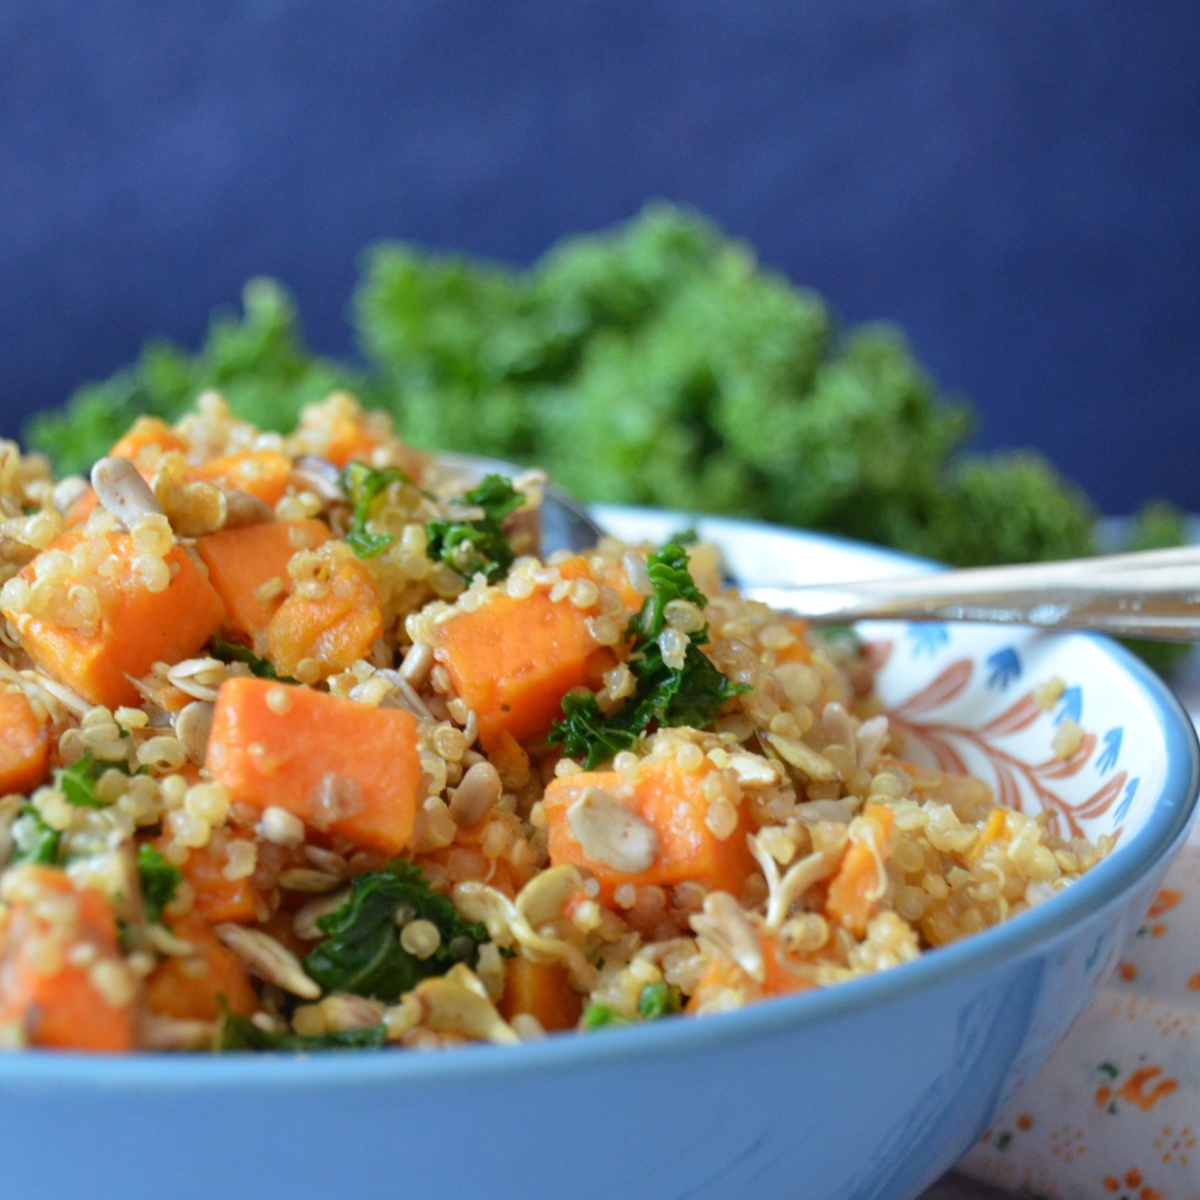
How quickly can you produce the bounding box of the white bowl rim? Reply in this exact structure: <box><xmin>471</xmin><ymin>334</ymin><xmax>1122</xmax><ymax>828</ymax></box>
<box><xmin>3</xmin><ymin>511</ymin><xmax>1197</xmax><ymax>1091</ymax></box>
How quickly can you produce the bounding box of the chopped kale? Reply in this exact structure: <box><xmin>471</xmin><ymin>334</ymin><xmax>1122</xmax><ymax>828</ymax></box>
<box><xmin>303</xmin><ymin>861</ymin><xmax>488</xmax><ymax>1002</ymax></box>
<box><xmin>426</xmin><ymin>474</ymin><xmax>523</xmax><ymax>583</ymax></box>
<box><xmin>211</xmin><ymin>635</ymin><xmax>298</xmax><ymax>684</ymax></box>
<box><xmin>340</xmin><ymin>461</ymin><xmax>415</xmax><ymax>559</ymax></box>
<box><xmin>637</xmin><ymin>981</ymin><xmax>683</xmax><ymax>1020</ymax></box>
<box><xmin>584</xmin><ymin>983</ymin><xmax>682</xmax><ymax>1031</ymax></box>
<box><xmin>548</xmin><ymin>691</ymin><xmax>639</xmax><ymax>768</ymax></box>
<box><xmin>214</xmin><ymin>1010</ymin><xmax>387</xmax><ymax>1053</ymax></box>
<box><xmin>582</xmin><ymin>1003</ymin><xmax>633</xmax><ymax>1030</ymax></box>
<box><xmin>550</xmin><ymin>542</ymin><xmax>748</xmax><ymax>768</ymax></box>
<box><xmin>11</xmin><ymin>803</ymin><xmax>60</xmax><ymax>865</ymax></box>
<box><xmin>137</xmin><ymin>844</ymin><xmax>184</xmax><ymax>923</ymax></box>
<box><xmin>627</xmin><ymin>541</ymin><xmax>707</xmax><ymax>643</ymax></box>
<box><xmin>55</xmin><ymin>752</ymin><xmax>112</xmax><ymax>809</ymax></box>
<box><xmin>26</xmin><ymin>207</ymin><xmax>1186</xmax><ymax>678</ymax></box>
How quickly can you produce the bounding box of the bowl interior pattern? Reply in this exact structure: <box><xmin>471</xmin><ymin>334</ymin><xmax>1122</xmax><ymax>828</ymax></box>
<box><xmin>594</xmin><ymin>506</ymin><xmax>1187</xmax><ymax>852</ymax></box>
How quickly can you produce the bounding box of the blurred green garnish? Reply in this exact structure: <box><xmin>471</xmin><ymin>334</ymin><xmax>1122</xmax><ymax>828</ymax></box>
<box><xmin>25</xmin><ymin>205</ymin><xmax>1189</xmax><ymax>674</ymax></box>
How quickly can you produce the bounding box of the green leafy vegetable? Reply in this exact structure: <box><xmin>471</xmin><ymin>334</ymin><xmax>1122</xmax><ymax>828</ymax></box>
<box><xmin>549</xmin><ymin>692</ymin><xmax>639</xmax><ymax>766</ymax></box>
<box><xmin>637</xmin><ymin>981</ymin><xmax>683</xmax><ymax>1019</ymax></box>
<box><xmin>584</xmin><ymin>983</ymin><xmax>682</xmax><ymax>1031</ymax></box>
<box><xmin>211</xmin><ymin>635</ymin><xmax>297</xmax><ymax>684</ymax></box>
<box><xmin>27</xmin><ymin>279</ymin><xmax>368</xmax><ymax>478</ymax></box>
<box><xmin>55</xmin><ymin>752</ymin><xmax>112</xmax><ymax>809</ymax></box>
<box><xmin>340</xmin><ymin>462</ymin><xmax>415</xmax><ymax>559</ymax></box>
<box><xmin>214</xmin><ymin>1010</ymin><xmax>387</xmax><ymax>1053</ymax></box>
<box><xmin>11</xmin><ymin>804</ymin><xmax>60</xmax><ymax>865</ymax></box>
<box><xmin>26</xmin><ymin>206</ymin><xmax>1186</xmax><ymax>674</ymax></box>
<box><xmin>550</xmin><ymin>542</ymin><xmax>748</xmax><ymax>768</ymax></box>
<box><xmin>582</xmin><ymin>1003</ymin><xmax>633</xmax><ymax>1030</ymax></box>
<box><xmin>627</xmin><ymin>541</ymin><xmax>706</xmax><ymax>642</ymax></box>
<box><xmin>136</xmin><ymin>844</ymin><xmax>184</xmax><ymax>923</ymax></box>
<box><xmin>303</xmin><ymin>861</ymin><xmax>488</xmax><ymax>1002</ymax></box>
<box><xmin>426</xmin><ymin>474</ymin><xmax>523</xmax><ymax>583</ymax></box>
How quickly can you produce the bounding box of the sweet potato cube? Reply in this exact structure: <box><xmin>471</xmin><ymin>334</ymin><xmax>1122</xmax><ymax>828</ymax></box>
<box><xmin>3</xmin><ymin>531</ymin><xmax>227</xmax><ymax>710</ymax></box>
<box><xmin>542</xmin><ymin>757</ymin><xmax>757</xmax><ymax>905</ymax></box>
<box><xmin>156</xmin><ymin>828</ymin><xmax>262</xmax><ymax>925</ymax></box>
<box><xmin>146</xmin><ymin>913</ymin><xmax>258</xmax><ymax>1022</ymax></box>
<box><xmin>109</xmin><ymin>417</ymin><xmax>189</xmax><ymax>467</ymax></box>
<box><xmin>0</xmin><ymin>866</ymin><xmax>137</xmax><ymax>1051</ymax></box>
<box><xmin>0</xmin><ymin>690</ymin><xmax>50</xmax><ymax>795</ymax></box>
<box><xmin>206</xmin><ymin>677</ymin><xmax>422</xmax><ymax>855</ymax></box>
<box><xmin>191</xmin><ymin>450</ymin><xmax>292</xmax><ymax>507</ymax></box>
<box><xmin>499</xmin><ymin>957</ymin><xmax>582</xmax><ymax>1032</ymax></box>
<box><xmin>196</xmin><ymin>518</ymin><xmax>330</xmax><ymax>645</ymax></box>
<box><xmin>265</xmin><ymin>550</ymin><xmax>383</xmax><ymax>680</ymax></box>
<box><xmin>431</xmin><ymin>587</ymin><xmax>614</xmax><ymax>752</ymax></box>
<box><xmin>825</xmin><ymin>803</ymin><xmax>895</xmax><ymax>937</ymax></box>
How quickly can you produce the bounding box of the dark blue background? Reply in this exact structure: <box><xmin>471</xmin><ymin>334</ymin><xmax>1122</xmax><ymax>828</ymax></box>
<box><xmin>2</xmin><ymin>1</ymin><xmax>1197</xmax><ymax>512</ymax></box>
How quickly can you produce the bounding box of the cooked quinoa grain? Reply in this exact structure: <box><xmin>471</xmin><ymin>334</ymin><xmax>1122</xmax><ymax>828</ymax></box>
<box><xmin>0</xmin><ymin>396</ymin><xmax>1109</xmax><ymax>1054</ymax></box>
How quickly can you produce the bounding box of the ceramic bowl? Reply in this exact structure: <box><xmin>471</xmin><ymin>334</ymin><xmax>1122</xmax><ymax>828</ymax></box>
<box><xmin>1</xmin><ymin>511</ymin><xmax>1196</xmax><ymax>1200</ymax></box>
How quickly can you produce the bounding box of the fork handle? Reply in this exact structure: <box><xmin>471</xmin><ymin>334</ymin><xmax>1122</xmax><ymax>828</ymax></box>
<box><xmin>744</xmin><ymin>573</ymin><xmax>1200</xmax><ymax>643</ymax></box>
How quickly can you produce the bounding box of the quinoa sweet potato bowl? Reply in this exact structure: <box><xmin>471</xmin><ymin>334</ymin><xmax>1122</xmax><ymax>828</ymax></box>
<box><xmin>0</xmin><ymin>390</ymin><xmax>1158</xmax><ymax>1056</ymax></box>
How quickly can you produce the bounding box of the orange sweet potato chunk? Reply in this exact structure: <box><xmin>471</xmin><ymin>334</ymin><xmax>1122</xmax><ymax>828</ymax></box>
<box><xmin>0</xmin><ymin>867</ymin><xmax>136</xmax><ymax>1051</ymax></box>
<box><xmin>3</xmin><ymin>531</ymin><xmax>227</xmax><ymax>710</ymax></box>
<box><xmin>146</xmin><ymin>913</ymin><xmax>258</xmax><ymax>1022</ymax></box>
<box><xmin>499</xmin><ymin>957</ymin><xmax>582</xmax><ymax>1032</ymax></box>
<box><xmin>109</xmin><ymin>417</ymin><xmax>189</xmax><ymax>467</ymax></box>
<box><xmin>156</xmin><ymin>829</ymin><xmax>261</xmax><ymax>925</ymax></box>
<box><xmin>542</xmin><ymin>757</ymin><xmax>757</xmax><ymax>906</ymax></box>
<box><xmin>685</xmin><ymin>935</ymin><xmax>814</xmax><ymax>1013</ymax></box>
<box><xmin>825</xmin><ymin>803</ymin><xmax>895</xmax><ymax>938</ymax></box>
<box><xmin>206</xmin><ymin>677</ymin><xmax>422</xmax><ymax>855</ymax></box>
<box><xmin>774</xmin><ymin>619</ymin><xmax>812</xmax><ymax>666</ymax></box>
<box><xmin>191</xmin><ymin>450</ymin><xmax>293</xmax><ymax>507</ymax></box>
<box><xmin>431</xmin><ymin>587</ymin><xmax>614</xmax><ymax>752</ymax></box>
<box><xmin>0</xmin><ymin>690</ymin><xmax>50</xmax><ymax>795</ymax></box>
<box><xmin>265</xmin><ymin>552</ymin><xmax>382</xmax><ymax>680</ymax></box>
<box><xmin>196</xmin><ymin>518</ymin><xmax>330</xmax><ymax>645</ymax></box>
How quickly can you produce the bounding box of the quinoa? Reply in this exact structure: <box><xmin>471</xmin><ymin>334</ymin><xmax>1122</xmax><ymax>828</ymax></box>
<box><xmin>0</xmin><ymin>393</ymin><xmax>1110</xmax><ymax>1053</ymax></box>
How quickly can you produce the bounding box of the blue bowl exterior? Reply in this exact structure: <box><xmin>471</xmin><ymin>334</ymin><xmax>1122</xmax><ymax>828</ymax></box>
<box><xmin>1</xmin><ymin>518</ymin><xmax>1196</xmax><ymax>1200</ymax></box>
<box><xmin>0</xmin><ymin>864</ymin><xmax>1176</xmax><ymax>1200</ymax></box>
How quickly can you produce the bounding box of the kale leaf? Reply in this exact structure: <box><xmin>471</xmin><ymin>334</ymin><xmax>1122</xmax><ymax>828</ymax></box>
<box><xmin>27</xmin><ymin>279</ymin><xmax>367</xmax><ymax>478</ymax></box>
<box><xmin>549</xmin><ymin>692</ymin><xmax>639</xmax><ymax>769</ymax></box>
<box><xmin>55</xmin><ymin>752</ymin><xmax>113</xmax><ymax>809</ymax></box>
<box><xmin>11</xmin><ymin>804</ymin><xmax>60</xmax><ymax>866</ymax></box>
<box><xmin>214</xmin><ymin>1011</ymin><xmax>387</xmax><ymax>1053</ymax></box>
<box><xmin>637</xmin><ymin>981</ymin><xmax>683</xmax><ymax>1019</ymax></box>
<box><xmin>627</xmin><ymin>540</ymin><xmax>706</xmax><ymax>642</ymax></box>
<box><xmin>582</xmin><ymin>1003</ymin><xmax>633</xmax><ymax>1030</ymax></box>
<box><xmin>211</xmin><ymin>635</ymin><xmax>297</xmax><ymax>684</ymax></box>
<box><xmin>340</xmin><ymin>461</ymin><xmax>415</xmax><ymax>559</ymax></box>
<box><xmin>303</xmin><ymin>861</ymin><xmax>488</xmax><ymax>1002</ymax></box>
<box><xmin>584</xmin><ymin>983</ymin><xmax>683</xmax><ymax>1031</ymax></box>
<box><xmin>549</xmin><ymin>542</ymin><xmax>748</xmax><ymax>768</ymax></box>
<box><xmin>426</xmin><ymin>474</ymin><xmax>523</xmax><ymax>583</ymax></box>
<box><xmin>137</xmin><ymin>844</ymin><xmax>184</xmax><ymax>924</ymax></box>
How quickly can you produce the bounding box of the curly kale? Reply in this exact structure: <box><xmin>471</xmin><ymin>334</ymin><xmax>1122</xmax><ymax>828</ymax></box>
<box><xmin>303</xmin><ymin>861</ymin><xmax>488</xmax><ymax>1003</ymax></box>
<box><xmin>550</xmin><ymin>542</ymin><xmax>748</xmax><ymax>768</ymax></box>
<box><xmin>426</xmin><ymin>474</ymin><xmax>523</xmax><ymax>583</ymax></box>
<box><xmin>26</xmin><ymin>279</ymin><xmax>366</xmax><ymax>476</ymax></box>
<box><xmin>27</xmin><ymin>204</ymin><xmax>1188</xmax><ymax>674</ymax></box>
<box><xmin>136</xmin><ymin>845</ymin><xmax>184</xmax><ymax>924</ymax></box>
<box><xmin>214</xmin><ymin>1011</ymin><xmax>386</xmax><ymax>1053</ymax></box>
<box><xmin>339</xmin><ymin>462</ymin><xmax>416</xmax><ymax>559</ymax></box>
<box><xmin>210</xmin><ymin>635</ymin><xmax>298</xmax><ymax>684</ymax></box>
